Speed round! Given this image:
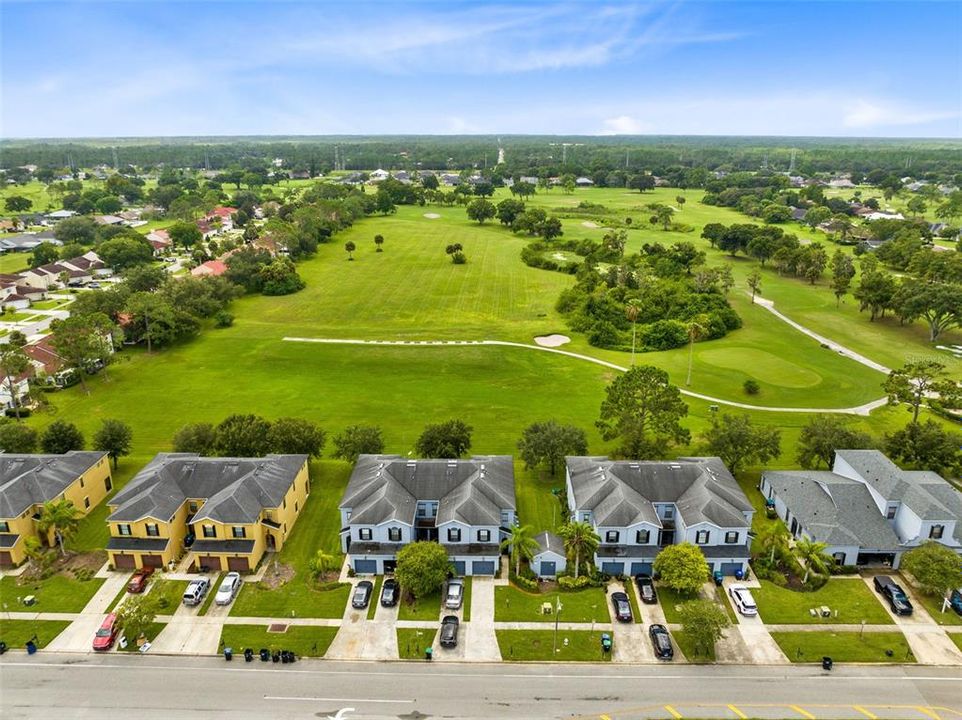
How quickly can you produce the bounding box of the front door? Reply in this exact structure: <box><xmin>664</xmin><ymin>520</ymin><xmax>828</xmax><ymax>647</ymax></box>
<box><xmin>658</xmin><ymin>530</ymin><xmax>675</xmax><ymax>546</ymax></box>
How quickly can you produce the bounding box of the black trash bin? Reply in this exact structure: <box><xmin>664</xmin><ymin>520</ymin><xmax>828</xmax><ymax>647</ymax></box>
<box><xmin>822</xmin><ymin>656</ymin><xmax>833</xmax><ymax>670</ymax></box>
<box><xmin>272</xmin><ymin>651</ymin><xmax>280</xmax><ymax>663</ymax></box>
<box><xmin>224</xmin><ymin>647</ymin><xmax>233</xmax><ymax>661</ymax></box>
<box><xmin>259</xmin><ymin>648</ymin><xmax>270</xmax><ymax>662</ymax></box>
<box><xmin>286</xmin><ymin>651</ymin><xmax>296</xmax><ymax>664</ymax></box>
<box><xmin>0</xmin><ymin>641</ymin><xmax>8</xmax><ymax>655</ymax></box>
<box><xmin>244</xmin><ymin>648</ymin><xmax>254</xmax><ymax>662</ymax></box>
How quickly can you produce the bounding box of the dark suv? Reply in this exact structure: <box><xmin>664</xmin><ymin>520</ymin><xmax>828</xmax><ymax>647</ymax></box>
<box><xmin>873</xmin><ymin>575</ymin><xmax>913</xmax><ymax>615</ymax></box>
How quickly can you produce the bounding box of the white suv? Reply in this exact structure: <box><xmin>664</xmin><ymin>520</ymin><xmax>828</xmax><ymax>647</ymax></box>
<box><xmin>728</xmin><ymin>584</ymin><xmax>758</xmax><ymax>616</ymax></box>
<box><xmin>182</xmin><ymin>577</ymin><xmax>210</xmax><ymax>606</ymax></box>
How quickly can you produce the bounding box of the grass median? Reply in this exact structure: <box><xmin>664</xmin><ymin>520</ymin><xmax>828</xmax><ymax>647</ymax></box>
<box><xmin>770</xmin><ymin>631</ymin><xmax>915</xmax><ymax>663</ymax></box>
<box><xmin>496</xmin><ymin>629</ymin><xmax>613</xmax><ymax>662</ymax></box>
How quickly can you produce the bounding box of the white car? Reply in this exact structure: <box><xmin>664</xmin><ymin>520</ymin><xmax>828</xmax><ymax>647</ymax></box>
<box><xmin>728</xmin><ymin>584</ymin><xmax>758</xmax><ymax>616</ymax></box>
<box><xmin>445</xmin><ymin>578</ymin><xmax>464</xmax><ymax>609</ymax></box>
<box><xmin>215</xmin><ymin>572</ymin><xmax>242</xmax><ymax>605</ymax></box>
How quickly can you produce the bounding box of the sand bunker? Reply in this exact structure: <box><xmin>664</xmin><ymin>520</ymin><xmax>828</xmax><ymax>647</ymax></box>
<box><xmin>581</xmin><ymin>221</ymin><xmax>600</xmax><ymax>228</ymax></box>
<box><xmin>423</xmin><ymin>213</ymin><xmax>441</xmax><ymax>219</ymax></box>
<box><xmin>534</xmin><ymin>334</ymin><xmax>571</xmax><ymax>347</ymax></box>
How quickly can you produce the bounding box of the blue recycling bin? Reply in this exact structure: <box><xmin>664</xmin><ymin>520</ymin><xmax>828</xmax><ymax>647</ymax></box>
<box><xmin>735</xmin><ymin>568</ymin><xmax>744</xmax><ymax>580</ymax></box>
<box><xmin>25</xmin><ymin>640</ymin><xmax>37</xmax><ymax>655</ymax></box>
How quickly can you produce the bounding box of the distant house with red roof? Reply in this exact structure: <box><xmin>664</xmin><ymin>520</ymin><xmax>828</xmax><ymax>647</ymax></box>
<box><xmin>190</xmin><ymin>260</ymin><xmax>228</xmax><ymax>278</ymax></box>
<box><xmin>146</xmin><ymin>229</ymin><xmax>172</xmax><ymax>255</ymax></box>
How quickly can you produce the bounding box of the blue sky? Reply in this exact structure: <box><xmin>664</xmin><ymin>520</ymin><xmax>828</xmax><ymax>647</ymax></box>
<box><xmin>2</xmin><ymin>1</ymin><xmax>959</xmax><ymax>138</ymax></box>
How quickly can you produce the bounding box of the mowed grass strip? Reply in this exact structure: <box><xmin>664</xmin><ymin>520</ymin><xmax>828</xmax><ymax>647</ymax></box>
<box><xmin>397</xmin><ymin>627</ymin><xmax>437</xmax><ymax>659</ymax></box>
<box><xmin>494</xmin><ymin>585</ymin><xmax>610</xmax><ymax>623</ymax></box>
<box><xmin>366</xmin><ymin>576</ymin><xmax>383</xmax><ymax>620</ymax></box>
<box><xmin>0</xmin><ymin>619</ymin><xmax>71</xmax><ymax>649</ymax></box>
<box><xmin>496</xmin><ymin>629</ymin><xmax>613</xmax><ymax>662</ymax></box>
<box><xmin>753</xmin><ymin>579</ymin><xmax>894</xmax><ymax>625</ymax></box>
<box><xmin>150</xmin><ymin>579</ymin><xmax>189</xmax><ymax>614</ymax></box>
<box><xmin>118</xmin><ymin>621</ymin><xmax>167</xmax><ymax>651</ymax></box>
<box><xmin>911</xmin><ymin>592</ymin><xmax>962</xmax><ymax>626</ymax></box>
<box><xmin>398</xmin><ymin>590</ymin><xmax>442</xmax><ymax>622</ymax></box>
<box><xmin>0</xmin><ymin>575</ymin><xmax>105</xmax><ymax>613</ymax></box>
<box><xmin>219</xmin><ymin>624</ymin><xmax>339</xmax><ymax>657</ymax></box>
<box><xmin>770</xmin><ymin>631</ymin><xmax>915</xmax><ymax>663</ymax></box>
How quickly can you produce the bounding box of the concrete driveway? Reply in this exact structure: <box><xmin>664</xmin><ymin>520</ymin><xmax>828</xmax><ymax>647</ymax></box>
<box><xmin>606</xmin><ymin>581</ymin><xmax>652</xmax><ymax>662</ymax></box>
<box><xmin>45</xmin><ymin>571</ymin><xmax>131</xmax><ymax>653</ymax></box>
<box><xmin>459</xmin><ymin>577</ymin><xmax>501</xmax><ymax>662</ymax></box>
<box><xmin>148</xmin><ymin>600</ymin><xmax>223</xmax><ymax>655</ymax></box>
<box><xmin>325</xmin><ymin>580</ymin><xmax>396</xmax><ymax>660</ymax></box>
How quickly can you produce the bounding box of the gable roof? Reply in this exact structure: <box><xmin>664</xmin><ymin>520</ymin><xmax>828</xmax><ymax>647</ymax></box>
<box><xmin>566</xmin><ymin>456</ymin><xmax>752</xmax><ymax>529</ymax></box>
<box><xmin>534</xmin><ymin>531</ymin><xmax>565</xmax><ymax>557</ymax></box>
<box><xmin>834</xmin><ymin>449</ymin><xmax>962</xmax><ymax>522</ymax></box>
<box><xmin>0</xmin><ymin>452</ymin><xmax>108</xmax><ymax>518</ymax></box>
<box><xmin>108</xmin><ymin>454</ymin><xmax>307</xmax><ymax>524</ymax></box>
<box><xmin>341</xmin><ymin>455</ymin><xmax>515</xmax><ymax>527</ymax></box>
<box><xmin>764</xmin><ymin>469</ymin><xmax>901</xmax><ymax>549</ymax></box>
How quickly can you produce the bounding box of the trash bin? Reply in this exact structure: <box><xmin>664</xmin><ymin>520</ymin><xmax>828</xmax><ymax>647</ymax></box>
<box><xmin>425</xmin><ymin>647</ymin><xmax>433</xmax><ymax>661</ymax></box>
<box><xmin>272</xmin><ymin>651</ymin><xmax>280</xmax><ymax>663</ymax></box>
<box><xmin>224</xmin><ymin>647</ymin><xmax>233</xmax><ymax>661</ymax></box>
<box><xmin>286</xmin><ymin>651</ymin><xmax>296</xmax><ymax>664</ymax></box>
<box><xmin>281</xmin><ymin>650</ymin><xmax>289</xmax><ymax>664</ymax></box>
<box><xmin>735</xmin><ymin>569</ymin><xmax>744</xmax><ymax>581</ymax></box>
<box><xmin>601</xmin><ymin>633</ymin><xmax>612</xmax><ymax>653</ymax></box>
<box><xmin>259</xmin><ymin>648</ymin><xmax>270</xmax><ymax>662</ymax></box>
<box><xmin>244</xmin><ymin>648</ymin><xmax>254</xmax><ymax>662</ymax></box>
<box><xmin>822</xmin><ymin>656</ymin><xmax>833</xmax><ymax>671</ymax></box>
<box><xmin>25</xmin><ymin>640</ymin><xmax>37</xmax><ymax>655</ymax></box>
<box><xmin>0</xmin><ymin>641</ymin><xmax>8</xmax><ymax>655</ymax></box>
<box><xmin>713</xmin><ymin>570</ymin><xmax>723</xmax><ymax>587</ymax></box>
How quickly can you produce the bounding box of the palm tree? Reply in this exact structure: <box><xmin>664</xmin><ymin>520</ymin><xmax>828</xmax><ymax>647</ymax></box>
<box><xmin>685</xmin><ymin>314</ymin><xmax>709</xmax><ymax>386</ymax></box>
<box><xmin>755</xmin><ymin>523</ymin><xmax>789</xmax><ymax>565</ymax></box>
<box><xmin>344</xmin><ymin>241</ymin><xmax>356</xmax><ymax>260</ymax></box>
<box><xmin>374</xmin><ymin>234</ymin><xmax>384</xmax><ymax>252</ymax></box>
<box><xmin>36</xmin><ymin>498</ymin><xmax>81</xmax><ymax>556</ymax></box>
<box><xmin>500</xmin><ymin>524</ymin><xmax>540</xmax><ymax>576</ymax></box>
<box><xmin>558</xmin><ymin>521</ymin><xmax>600</xmax><ymax>579</ymax></box>
<box><xmin>625</xmin><ymin>302</ymin><xmax>640</xmax><ymax>365</ymax></box>
<box><xmin>795</xmin><ymin>537</ymin><xmax>834</xmax><ymax>582</ymax></box>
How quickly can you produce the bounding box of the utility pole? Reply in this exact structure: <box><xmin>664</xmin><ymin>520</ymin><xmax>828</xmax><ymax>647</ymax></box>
<box><xmin>788</xmin><ymin>148</ymin><xmax>796</xmax><ymax>174</ymax></box>
<box><xmin>625</xmin><ymin>149</ymin><xmax>629</xmax><ymax>169</ymax></box>
<box><xmin>552</xmin><ymin>595</ymin><xmax>563</xmax><ymax>656</ymax></box>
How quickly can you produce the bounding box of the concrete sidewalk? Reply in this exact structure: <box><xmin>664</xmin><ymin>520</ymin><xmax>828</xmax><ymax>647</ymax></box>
<box><xmin>45</xmin><ymin>572</ymin><xmax>131</xmax><ymax>653</ymax></box>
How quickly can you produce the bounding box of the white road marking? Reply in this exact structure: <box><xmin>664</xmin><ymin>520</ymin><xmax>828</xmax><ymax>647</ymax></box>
<box><xmin>265</xmin><ymin>696</ymin><xmax>410</xmax><ymax>704</ymax></box>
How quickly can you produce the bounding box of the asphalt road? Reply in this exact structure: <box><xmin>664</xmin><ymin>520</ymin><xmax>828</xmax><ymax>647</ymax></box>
<box><xmin>1</xmin><ymin>654</ymin><xmax>960</xmax><ymax>720</ymax></box>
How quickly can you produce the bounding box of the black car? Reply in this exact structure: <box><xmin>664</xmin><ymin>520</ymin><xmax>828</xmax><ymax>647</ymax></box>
<box><xmin>351</xmin><ymin>580</ymin><xmax>374</xmax><ymax>609</ymax></box>
<box><xmin>610</xmin><ymin>591</ymin><xmax>632</xmax><ymax>622</ymax></box>
<box><xmin>635</xmin><ymin>574</ymin><xmax>657</xmax><ymax>604</ymax></box>
<box><xmin>380</xmin><ymin>578</ymin><xmax>399</xmax><ymax>607</ymax></box>
<box><xmin>439</xmin><ymin>615</ymin><xmax>460</xmax><ymax>648</ymax></box>
<box><xmin>887</xmin><ymin>589</ymin><xmax>914</xmax><ymax>616</ymax></box>
<box><xmin>649</xmin><ymin>624</ymin><xmax>674</xmax><ymax>660</ymax></box>
<box><xmin>873</xmin><ymin>575</ymin><xmax>898</xmax><ymax>596</ymax></box>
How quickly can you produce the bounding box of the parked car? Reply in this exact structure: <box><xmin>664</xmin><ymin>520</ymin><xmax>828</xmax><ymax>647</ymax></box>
<box><xmin>635</xmin><ymin>574</ymin><xmax>657</xmax><ymax>604</ymax></box>
<box><xmin>380</xmin><ymin>578</ymin><xmax>399</xmax><ymax>607</ymax></box>
<box><xmin>728</xmin><ymin>584</ymin><xmax>758</xmax><ymax>616</ymax></box>
<box><xmin>887</xmin><ymin>588</ymin><xmax>914</xmax><ymax>616</ymax></box>
<box><xmin>351</xmin><ymin>580</ymin><xmax>374</xmax><ymax>609</ymax></box>
<box><xmin>87</xmin><ymin>282</ymin><xmax>101</xmax><ymax>289</ymax></box>
<box><xmin>92</xmin><ymin>613</ymin><xmax>119</xmax><ymax>651</ymax></box>
<box><xmin>126</xmin><ymin>567</ymin><xmax>154</xmax><ymax>594</ymax></box>
<box><xmin>873</xmin><ymin>575</ymin><xmax>899</xmax><ymax>596</ymax></box>
<box><xmin>215</xmin><ymin>572</ymin><xmax>242</xmax><ymax>606</ymax></box>
<box><xmin>445</xmin><ymin>578</ymin><xmax>464</xmax><ymax>610</ymax></box>
<box><xmin>182</xmin><ymin>577</ymin><xmax>210</xmax><ymax>606</ymax></box>
<box><xmin>610</xmin><ymin>591</ymin><xmax>632</xmax><ymax>622</ymax></box>
<box><xmin>648</xmin><ymin>623</ymin><xmax>674</xmax><ymax>660</ymax></box>
<box><xmin>439</xmin><ymin>615</ymin><xmax>460</xmax><ymax>648</ymax></box>
<box><xmin>950</xmin><ymin>588</ymin><xmax>962</xmax><ymax>616</ymax></box>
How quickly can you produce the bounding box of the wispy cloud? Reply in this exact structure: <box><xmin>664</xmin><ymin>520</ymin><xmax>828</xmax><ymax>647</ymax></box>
<box><xmin>843</xmin><ymin>99</ymin><xmax>960</xmax><ymax>128</ymax></box>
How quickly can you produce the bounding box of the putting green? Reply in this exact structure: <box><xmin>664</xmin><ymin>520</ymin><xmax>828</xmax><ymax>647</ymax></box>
<box><xmin>697</xmin><ymin>347</ymin><xmax>823</xmax><ymax>388</ymax></box>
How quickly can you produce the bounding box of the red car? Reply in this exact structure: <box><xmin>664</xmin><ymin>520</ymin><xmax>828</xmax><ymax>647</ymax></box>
<box><xmin>92</xmin><ymin>613</ymin><xmax>119</xmax><ymax>651</ymax></box>
<box><xmin>127</xmin><ymin>567</ymin><xmax>154</xmax><ymax>594</ymax></box>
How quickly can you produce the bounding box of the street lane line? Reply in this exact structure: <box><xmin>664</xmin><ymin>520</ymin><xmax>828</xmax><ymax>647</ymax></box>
<box><xmin>917</xmin><ymin>709</ymin><xmax>943</xmax><ymax>720</ymax></box>
<box><xmin>854</xmin><ymin>707</ymin><xmax>877</xmax><ymax>720</ymax></box>
<box><xmin>790</xmin><ymin>706</ymin><xmax>816</xmax><ymax>719</ymax></box>
<box><xmin>728</xmin><ymin>705</ymin><xmax>748</xmax><ymax>719</ymax></box>
<box><xmin>599</xmin><ymin>715</ymin><xmax>612</xmax><ymax>720</ymax></box>
<box><xmin>264</xmin><ymin>696</ymin><xmax>412</xmax><ymax>704</ymax></box>
<box><xmin>665</xmin><ymin>705</ymin><xmax>683</xmax><ymax>718</ymax></box>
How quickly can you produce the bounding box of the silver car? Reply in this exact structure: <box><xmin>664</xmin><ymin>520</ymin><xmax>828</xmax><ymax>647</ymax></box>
<box><xmin>445</xmin><ymin>578</ymin><xmax>464</xmax><ymax>609</ymax></box>
<box><xmin>215</xmin><ymin>572</ymin><xmax>242</xmax><ymax>605</ymax></box>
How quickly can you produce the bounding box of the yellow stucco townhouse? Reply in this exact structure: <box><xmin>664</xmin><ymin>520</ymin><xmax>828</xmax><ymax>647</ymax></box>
<box><xmin>106</xmin><ymin>453</ymin><xmax>310</xmax><ymax>572</ymax></box>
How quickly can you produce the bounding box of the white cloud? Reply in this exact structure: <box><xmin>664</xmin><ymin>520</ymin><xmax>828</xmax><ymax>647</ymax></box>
<box><xmin>600</xmin><ymin>115</ymin><xmax>652</xmax><ymax>134</ymax></box>
<box><xmin>843</xmin><ymin>99</ymin><xmax>959</xmax><ymax>128</ymax></box>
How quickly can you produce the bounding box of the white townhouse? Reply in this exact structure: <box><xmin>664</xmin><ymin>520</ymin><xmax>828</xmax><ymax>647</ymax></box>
<box><xmin>339</xmin><ymin>455</ymin><xmax>516</xmax><ymax>576</ymax></box>
<box><xmin>761</xmin><ymin>450</ymin><xmax>962</xmax><ymax>569</ymax></box>
<box><xmin>565</xmin><ymin>456</ymin><xmax>754</xmax><ymax>577</ymax></box>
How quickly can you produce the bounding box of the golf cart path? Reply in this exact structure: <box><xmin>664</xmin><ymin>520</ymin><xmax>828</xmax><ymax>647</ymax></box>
<box><xmin>284</xmin><ymin>337</ymin><xmax>888</xmax><ymax>416</ymax></box>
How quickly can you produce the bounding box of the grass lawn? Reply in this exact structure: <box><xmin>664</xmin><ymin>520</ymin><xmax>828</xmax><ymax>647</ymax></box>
<box><xmin>219</xmin><ymin>624</ymin><xmax>339</xmax><ymax>657</ymax></box>
<box><xmin>656</xmin><ymin>585</ymin><xmax>704</xmax><ymax>624</ymax></box>
<box><xmin>231</xmin><ymin>580</ymin><xmax>350</xmax><ymax>619</ymax></box>
<box><xmin>462</xmin><ymin>577</ymin><xmax>473</xmax><ymax>622</ymax></box>
<box><xmin>149</xmin><ymin>578</ymin><xmax>188</xmax><ymax>614</ymax></box>
<box><xmin>30</xmin><ymin>299</ymin><xmax>70</xmax><ymax>310</ymax></box>
<box><xmin>118</xmin><ymin>621</ymin><xmax>166</xmax><ymax>651</ymax></box>
<box><xmin>496</xmin><ymin>629</ymin><xmax>613</xmax><ymax>662</ymax></box>
<box><xmin>1</xmin><ymin>311</ymin><xmax>38</xmax><ymax>323</ymax></box>
<box><xmin>366</xmin><ymin>576</ymin><xmax>383</xmax><ymax>620</ymax></box>
<box><xmin>398</xmin><ymin>590</ymin><xmax>442</xmax><ymax>621</ymax></box>
<box><xmin>0</xmin><ymin>619</ymin><xmax>70</xmax><ymax>649</ymax></box>
<box><xmin>397</xmin><ymin>628</ymin><xmax>436</xmax><ymax>659</ymax></box>
<box><xmin>671</xmin><ymin>629</ymin><xmax>713</xmax><ymax>662</ymax></box>
<box><xmin>199</xmin><ymin>573</ymin><xmax>222</xmax><ymax>615</ymax></box>
<box><xmin>0</xmin><ymin>252</ymin><xmax>29</xmax><ymax>275</ymax></box>
<box><xmin>516</xmin><ymin>467</ymin><xmax>566</xmax><ymax>533</ymax></box>
<box><xmin>623</xmin><ymin>579</ymin><xmax>643</xmax><ymax>624</ymax></box>
<box><xmin>0</xmin><ymin>574</ymin><xmax>105</xmax><ymax>613</ymax></box>
<box><xmin>494</xmin><ymin>585</ymin><xmax>610</xmax><ymax>623</ymax></box>
<box><xmin>950</xmin><ymin>634</ymin><xmax>962</xmax><ymax>652</ymax></box>
<box><xmin>753</xmin><ymin>579</ymin><xmax>894</xmax><ymax>625</ymax></box>
<box><xmin>911</xmin><ymin>592</ymin><xmax>962</xmax><ymax>626</ymax></box>
<box><xmin>770</xmin><ymin>631</ymin><xmax>915</xmax><ymax>663</ymax></box>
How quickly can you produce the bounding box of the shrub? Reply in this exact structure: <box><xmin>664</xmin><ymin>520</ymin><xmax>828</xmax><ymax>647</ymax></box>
<box><xmin>558</xmin><ymin>575</ymin><xmax>591</xmax><ymax>590</ymax></box>
<box><xmin>214</xmin><ymin>311</ymin><xmax>234</xmax><ymax>328</ymax></box>
<box><xmin>452</xmin><ymin>251</ymin><xmax>467</xmax><ymax>264</ymax></box>
<box><xmin>743</xmin><ymin>379</ymin><xmax>761</xmax><ymax>395</ymax></box>
<box><xmin>511</xmin><ymin>574</ymin><xmax>539</xmax><ymax>591</ymax></box>
<box><xmin>588</xmin><ymin>320</ymin><xmax>620</xmax><ymax>348</ymax></box>
<box><xmin>641</xmin><ymin>319</ymin><xmax>688</xmax><ymax>351</ymax></box>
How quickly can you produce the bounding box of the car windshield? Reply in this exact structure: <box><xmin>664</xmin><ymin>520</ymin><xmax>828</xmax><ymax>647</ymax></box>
<box><xmin>449</xmin><ymin>586</ymin><xmax>462</xmax><ymax>597</ymax></box>
<box><xmin>95</xmin><ymin>628</ymin><xmax>112</xmax><ymax>637</ymax></box>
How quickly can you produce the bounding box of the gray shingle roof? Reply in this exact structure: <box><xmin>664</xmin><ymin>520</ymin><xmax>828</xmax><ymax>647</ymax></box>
<box><xmin>764</xmin><ymin>469</ymin><xmax>901</xmax><ymax>549</ymax></box>
<box><xmin>0</xmin><ymin>533</ymin><xmax>21</xmax><ymax>548</ymax></box>
<box><xmin>835</xmin><ymin>449</ymin><xmax>962</xmax><ymax>522</ymax></box>
<box><xmin>341</xmin><ymin>455</ymin><xmax>515</xmax><ymax>527</ymax></box>
<box><xmin>0</xmin><ymin>452</ymin><xmax>108</xmax><ymax>518</ymax></box>
<box><xmin>534</xmin><ymin>531</ymin><xmax>564</xmax><ymax>557</ymax></box>
<box><xmin>192</xmin><ymin>539</ymin><xmax>255</xmax><ymax>554</ymax></box>
<box><xmin>566</xmin><ymin>456</ymin><xmax>752</xmax><ymax>528</ymax></box>
<box><xmin>108</xmin><ymin>454</ymin><xmax>307</xmax><ymax>524</ymax></box>
<box><xmin>106</xmin><ymin>537</ymin><xmax>170</xmax><ymax>552</ymax></box>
